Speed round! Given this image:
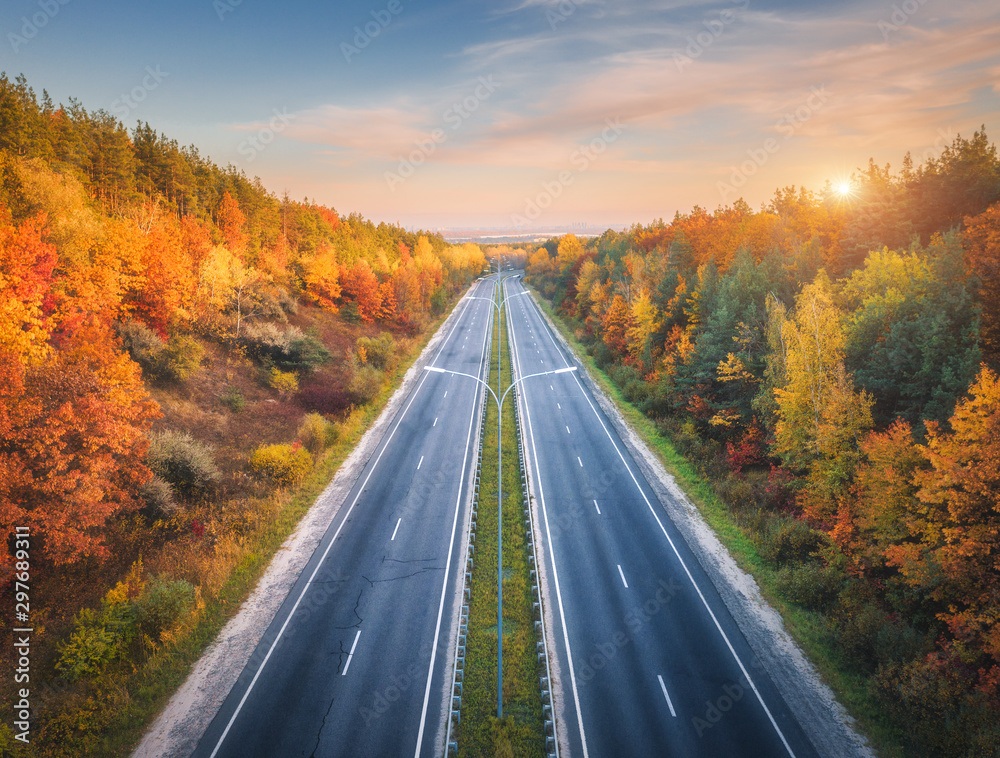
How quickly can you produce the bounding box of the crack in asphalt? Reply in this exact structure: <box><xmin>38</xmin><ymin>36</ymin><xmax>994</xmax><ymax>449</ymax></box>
<box><xmin>333</xmin><ymin>590</ymin><xmax>364</xmax><ymax>630</ymax></box>
<box><xmin>381</xmin><ymin>556</ymin><xmax>438</xmax><ymax>565</ymax></box>
<box><xmin>309</xmin><ymin>696</ymin><xmax>336</xmax><ymax>758</ymax></box>
<box><xmin>363</xmin><ymin>567</ymin><xmax>444</xmax><ymax>584</ymax></box>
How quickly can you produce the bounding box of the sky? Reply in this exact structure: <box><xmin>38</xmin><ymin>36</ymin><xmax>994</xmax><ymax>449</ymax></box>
<box><xmin>2</xmin><ymin>0</ymin><xmax>999</xmax><ymax>230</ymax></box>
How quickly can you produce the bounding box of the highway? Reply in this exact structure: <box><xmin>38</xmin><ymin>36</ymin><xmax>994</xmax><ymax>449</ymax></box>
<box><xmin>192</xmin><ymin>278</ymin><xmax>495</xmax><ymax>758</ymax></box>
<box><xmin>501</xmin><ymin>275</ymin><xmax>819</xmax><ymax>758</ymax></box>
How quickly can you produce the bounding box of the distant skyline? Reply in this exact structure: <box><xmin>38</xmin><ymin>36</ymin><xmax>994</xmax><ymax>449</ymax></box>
<box><xmin>2</xmin><ymin>0</ymin><xmax>999</xmax><ymax>229</ymax></box>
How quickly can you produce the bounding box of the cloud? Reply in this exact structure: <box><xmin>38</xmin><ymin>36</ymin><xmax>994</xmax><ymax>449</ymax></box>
<box><xmin>233</xmin><ymin>0</ymin><xmax>1000</xmax><ymax>224</ymax></box>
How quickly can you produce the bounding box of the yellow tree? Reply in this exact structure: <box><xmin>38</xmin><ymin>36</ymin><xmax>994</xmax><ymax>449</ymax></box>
<box><xmin>556</xmin><ymin>233</ymin><xmax>585</xmax><ymax>275</ymax></box>
<box><xmin>0</xmin><ymin>215</ymin><xmax>56</xmax><ymax>365</ymax></box>
<box><xmin>773</xmin><ymin>272</ymin><xmax>873</xmax><ymax>519</ymax></box>
<box><xmin>602</xmin><ymin>294</ymin><xmax>631</xmax><ymax>355</ymax></box>
<box><xmin>574</xmin><ymin>259</ymin><xmax>603</xmax><ymax>322</ymax></box>
<box><xmin>302</xmin><ymin>244</ymin><xmax>341</xmax><ymax>311</ymax></box>
<box><xmin>626</xmin><ymin>289</ymin><xmax>660</xmax><ymax>371</ymax></box>
<box><xmin>217</xmin><ymin>191</ymin><xmax>248</xmax><ymax>258</ymax></box>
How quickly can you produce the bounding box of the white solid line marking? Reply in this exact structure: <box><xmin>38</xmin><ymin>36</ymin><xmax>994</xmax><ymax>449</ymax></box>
<box><xmin>594</xmin><ymin>500</ymin><xmax>601</xmax><ymax>515</ymax></box>
<box><xmin>419</xmin><ymin>307</ymin><xmax>491</xmax><ymax>758</ymax></box>
<box><xmin>578</xmin><ymin>456</ymin><xmax>583</xmax><ymax>467</ymax></box>
<box><xmin>561</xmin><ymin>356</ymin><xmax>798</xmax><ymax>757</ymax></box>
<box><xmin>566</xmin><ymin>425</ymin><xmax>571</xmax><ymax>434</ymax></box>
<box><xmin>417</xmin><ymin>455</ymin><xmax>424</xmax><ymax>470</ymax></box>
<box><xmin>550</xmin><ymin>385</ymin><xmax>553</xmax><ymax>390</ymax></box>
<box><xmin>341</xmin><ymin>630</ymin><xmax>361</xmax><ymax>675</ymax></box>
<box><xmin>444</xmin><ymin>391</ymin><xmax>447</xmax><ymax>398</ymax></box>
<box><xmin>557</xmin><ymin>403</ymin><xmax>561</xmax><ymax>409</ymax></box>
<box><xmin>208</xmin><ymin>366</ymin><xmax>442</xmax><ymax>758</ymax></box>
<box><xmin>617</xmin><ymin>564</ymin><xmax>628</xmax><ymax>588</ymax></box>
<box><xmin>658</xmin><ymin>675</ymin><xmax>677</xmax><ymax>717</ymax></box>
<box><xmin>391</xmin><ymin>518</ymin><xmax>401</xmax><ymax>541</ymax></box>
<box><xmin>434</xmin><ymin>417</ymin><xmax>438</xmax><ymax>426</ymax></box>
<box><xmin>512</xmin><ymin>328</ymin><xmax>590</xmax><ymax>757</ymax></box>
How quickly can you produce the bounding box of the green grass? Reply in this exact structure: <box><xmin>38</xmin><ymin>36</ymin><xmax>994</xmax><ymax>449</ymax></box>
<box><xmin>457</xmin><ymin>293</ymin><xmax>544</xmax><ymax>758</ymax></box>
<box><xmin>531</xmin><ymin>290</ymin><xmax>906</xmax><ymax>758</ymax></box>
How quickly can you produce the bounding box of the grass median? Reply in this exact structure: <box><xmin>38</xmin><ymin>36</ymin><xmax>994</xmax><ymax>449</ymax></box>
<box><xmin>457</xmin><ymin>293</ymin><xmax>544</xmax><ymax>758</ymax></box>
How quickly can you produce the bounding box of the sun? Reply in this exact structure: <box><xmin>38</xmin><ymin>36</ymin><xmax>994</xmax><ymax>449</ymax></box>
<box><xmin>836</xmin><ymin>181</ymin><xmax>853</xmax><ymax>197</ymax></box>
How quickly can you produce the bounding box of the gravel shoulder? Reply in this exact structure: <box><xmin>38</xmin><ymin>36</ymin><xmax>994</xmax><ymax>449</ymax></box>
<box><xmin>530</xmin><ymin>292</ymin><xmax>875</xmax><ymax>758</ymax></box>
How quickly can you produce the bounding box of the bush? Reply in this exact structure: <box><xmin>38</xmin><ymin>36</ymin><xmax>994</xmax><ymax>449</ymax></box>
<box><xmin>356</xmin><ymin>333</ymin><xmax>397</xmax><ymax>370</ymax></box>
<box><xmin>249</xmin><ymin>443</ymin><xmax>312</xmax><ymax>485</ymax></box>
<box><xmin>590</xmin><ymin>340</ymin><xmax>615</xmax><ymax>370</ymax></box>
<box><xmin>139</xmin><ymin>474</ymin><xmax>178</xmax><ymax>516</ymax></box>
<box><xmin>135</xmin><ymin>575</ymin><xmax>196</xmax><ymax>642</ymax></box>
<box><xmin>341</xmin><ymin>301</ymin><xmax>360</xmax><ymax>323</ymax></box>
<box><xmin>298</xmin><ymin>412</ymin><xmax>338</xmax><ymax>455</ymax></box>
<box><xmin>238</xmin><ymin>322</ymin><xmax>329</xmax><ymax>373</ymax></box>
<box><xmin>239</xmin><ymin>322</ymin><xmax>302</xmax><ymax>361</ymax></box>
<box><xmin>117</xmin><ymin>320</ymin><xmax>164</xmax><ymax>375</ymax></box>
<box><xmin>116</xmin><ymin>322</ymin><xmax>204</xmax><ymax>382</ymax></box>
<box><xmin>285</xmin><ymin>333</ymin><xmax>330</xmax><ymax>373</ymax></box>
<box><xmin>254</xmin><ymin>285</ymin><xmax>292</xmax><ymax>322</ymax></box>
<box><xmin>55</xmin><ymin>601</ymin><xmax>136</xmax><ymax>682</ymax></box>
<box><xmin>220</xmin><ymin>385</ymin><xmax>246</xmax><ymax>412</ymax></box>
<box><xmin>775</xmin><ymin>562</ymin><xmax>845</xmax><ymax>611</ymax></box>
<box><xmin>268</xmin><ymin>366</ymin><xmax>299</xmax><ymax>394</ymax></box>
<box><xmin>714</xmin><ymin>473</ymin><xmax>764</xmax><ymax>514</ymax></box>
<box><xmin>349</xmin><ymin>365</ymin><xmax>383</xmax><ymax>405</ymax></box>
<box><xmin>757</xmin><ymin>516</ymin><xmax>827</xmax><ymax>567</ymax></box>
<box><xmin>297</xmin><ymin>380</ymin><xmax>352</xmax><ymax>415</ymax></box>
<box><xmin>874</xmin><ymin>656</ymin><xmax>1000</xmax><ymax>757</ymax></box>
<box><xmin>148</xmin><ymin>430</ymin><xmax>221</xmax><ymax>502</ymax></box>
<box><xmin>832</xmin><ymin>591</ymin><xmax>926</xmax><ymax>673</ymax></box>
<box><xmin>55</xmin><ymin>620</ymin><xmax>120</xmax><ymax>682</ymax></box>
<box><xmin>278</xmin><ymin>289</ymin><xmax>298</xmax><ymax>315</ymax></box>
<box><xmin>609</xmin><ymin>362</ymin><xmax>641</xmax><ymax>391</ymax></box>
<box><xmin>158</xmin><ymin>333</ymin><xmax>204</xmax><ymax>381</ymax></box>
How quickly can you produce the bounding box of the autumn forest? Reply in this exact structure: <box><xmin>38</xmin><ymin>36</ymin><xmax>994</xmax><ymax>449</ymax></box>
<box><xmin>2</xmin><ymin>66</ymin><xmax>1000</xmax><ymax>758</ymax></box>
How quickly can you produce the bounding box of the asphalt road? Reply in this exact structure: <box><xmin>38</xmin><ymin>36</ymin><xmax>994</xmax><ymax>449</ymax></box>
<box><xmin>192</xmin><ymin>278</ymin><xmax>495</xmax><ymax>758</ymax></box>
<box><xmin>502</xmin><ymin>275</ymin><xmax>820</xmax><ymax>758</ymax></box>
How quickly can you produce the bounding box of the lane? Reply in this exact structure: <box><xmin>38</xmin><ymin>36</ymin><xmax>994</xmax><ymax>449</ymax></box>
<box><xmin>503</xmin><ymin>275</ymin><xmax>818</xmax><ymax>758</ymax></box>
<box><xmin>193</xmin><ymin>278</ymin><xmax>496</xmax><ymax>758</ymax></box>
